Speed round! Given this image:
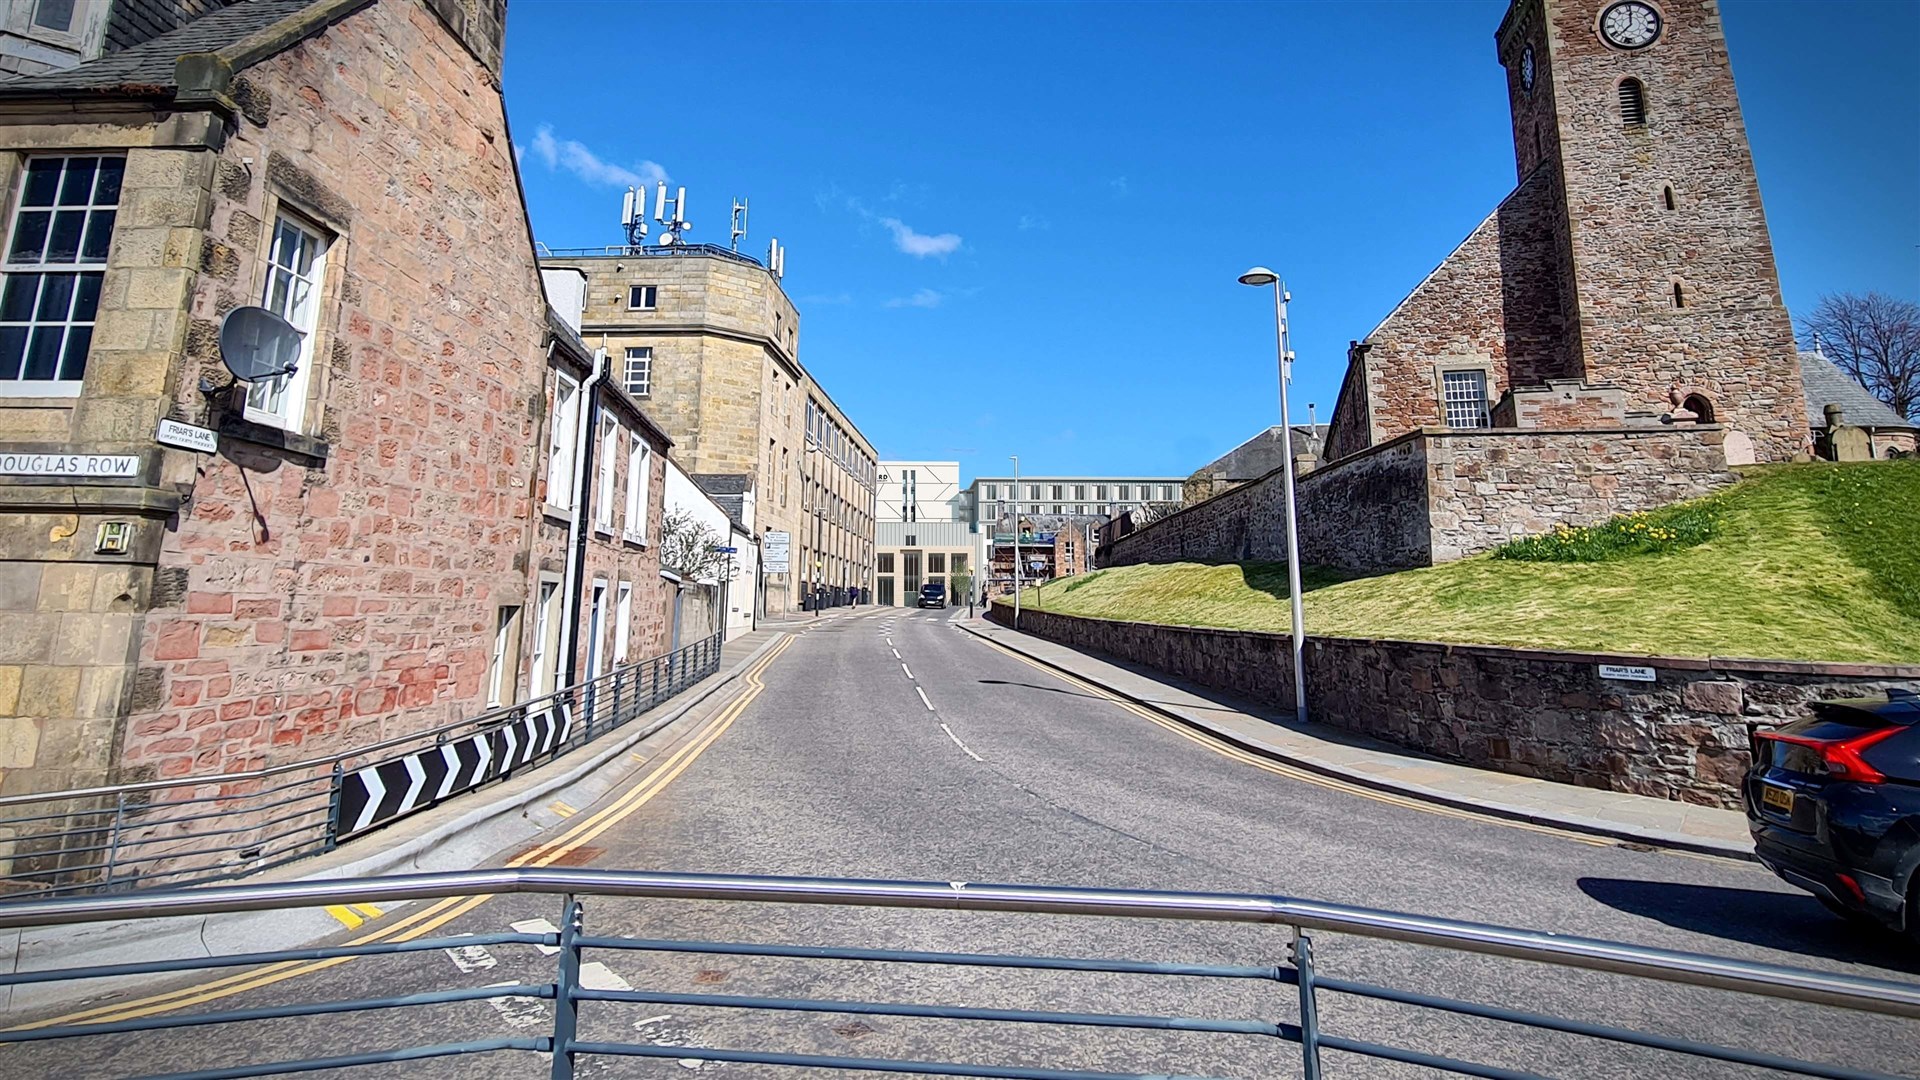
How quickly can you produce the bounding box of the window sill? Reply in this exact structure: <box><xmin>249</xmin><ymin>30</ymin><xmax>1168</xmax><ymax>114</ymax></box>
<box><xmin>217</xmin><ymin>414</ymin><xmax>329</xmax><ymax>467</ymax></box>
<box><xmin>543</xmin><ymin>502</ymin><xmax>574</xmax><ymax>523</ymax></box>
<box><xmin>622</xmin><ymin>531</ymin><xmax>648</xmax><ymax>548</ymax></box>
<box><xmin>593</xmin><ymin>524</ymin><xmax>614</xmax><ymax>539</ymax></box>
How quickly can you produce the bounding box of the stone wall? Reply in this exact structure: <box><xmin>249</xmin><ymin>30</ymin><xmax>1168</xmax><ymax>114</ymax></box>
<box><xmin>1514</xmin><ymin>0</ymin><xmax>1808</xmax><ymax>460</ymax></box>
<box><xmin>1102</xmin><ymin>425</ymin><xmax>1732</xmax><ymax>573</ymax></box>
<box><xmin>991</xmin><ymin>605</ymin><xmax>1918</xmax><ymax>808</ymax></box>
<box><xmin>117</xmin><ymin>0</ymin><xmax>552</xmax><ymax>783</ymax></box>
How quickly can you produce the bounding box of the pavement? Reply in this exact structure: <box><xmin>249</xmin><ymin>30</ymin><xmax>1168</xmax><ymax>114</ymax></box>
<box><xmin>8</xmin><ymin>605</ymin><xmax>1914</xmax><ymax>1079</ymax></box>
<box><xmin>958</xmin><ymin>615</ymin><xmax>1754</xmax><ymax>859</ymax></box>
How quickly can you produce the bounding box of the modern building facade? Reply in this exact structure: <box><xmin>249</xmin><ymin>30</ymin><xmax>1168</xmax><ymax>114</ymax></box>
<box><xmin>967</xmin><ymin>476</ymin><xmax>1182</xmax><ymax>525</ymax></box>
<box><xmin>873</xmin><ymin>460</ymin><xmax>975</xmax><ymax>607</ymax></box>
<box><xmin>537</xmin><ymin>245</ymin><xmax>877</xmax><ymax>615</ymax></box>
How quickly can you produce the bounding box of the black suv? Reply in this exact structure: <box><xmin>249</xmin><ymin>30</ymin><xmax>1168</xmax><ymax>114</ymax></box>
<box><xmin>917</xmin><ymin>582</ymin><xmax>945</xmax><ymax>608</ymax></box>
<box><xmin>1746</xmin><ymin>690</ymin><xmax>1920</xmax><ymax>941</ymax></box>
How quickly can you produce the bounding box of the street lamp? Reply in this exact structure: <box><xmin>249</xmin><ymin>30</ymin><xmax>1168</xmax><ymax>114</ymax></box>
<box><xmin>1239</xmin><ymin>266</ymin><xmax>1308</xmax><ymax>725</ymax></box>
<box><xmin>1009</xmin><ymin>454</ymin><xmax>1020</xmax><ymax>629</ymax></box>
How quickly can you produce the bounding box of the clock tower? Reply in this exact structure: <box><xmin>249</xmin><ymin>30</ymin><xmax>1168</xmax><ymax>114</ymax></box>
<box><xmin>1493</xmin><ymin>0</ymin><xmax>1807</xmax><ymax>459</ymax></box>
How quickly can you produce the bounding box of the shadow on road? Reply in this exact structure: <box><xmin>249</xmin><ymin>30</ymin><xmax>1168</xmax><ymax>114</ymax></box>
<box><xmin>977</xmin><ymin>678</ymin><xmax>1107</xmax><ymax>702</ymax></box>
<box><xmin>1578</xmin><ymin>877</ymin><xmax>1919</xmax><ymax>974</ymax></box>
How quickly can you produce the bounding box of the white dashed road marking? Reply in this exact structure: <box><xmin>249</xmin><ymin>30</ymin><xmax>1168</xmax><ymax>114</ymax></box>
<box><xmin>916</xmin><ymin>686</ymin><xmax>934</xmax><ymax>711</ymax></box>
<box><xmin>940</xmin><ymin>722</ymin><xmax>984</xmax><ymax>762</ymax></box>
<box><xmin>901</xmin><ymin>663</ymin><xmax>914</xmax><ymax>679</ymax></box>
<box><xmin>509</xmin><ymin>917</ymin><xmax>563</xmax><ymax>955</ymax></box>
<box><xmin>580</xmin><ymin>961</ymin><xmax>633</xmax><ymax>991</ymax></box>
<box><xmin>444</xmin><ymin>941</ymin><xmax>497</xmax><ymax>973</ymax></box>
<box><xmin>483</xmin><ymin>982</ymin><xmax>549</xmax><ymax>1028</ymax></box>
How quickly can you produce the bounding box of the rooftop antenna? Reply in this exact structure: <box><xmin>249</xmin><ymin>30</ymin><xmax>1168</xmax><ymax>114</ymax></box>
<box><xmin>654</xmin><ymin>181</ymin><xmax>690</xmax><ymax>245</ymax></box>
<box><xmin>620</xmin><ymin>187</ymin><xmax>649</xmax><ymax>250</ymax></box>
<box><xmin>766</xmin><ymin>238</ymin><xmax>785</xmax><ymax>279</ymax></box>
<box><xmin>730</xmin><ymin>198</ymin><xmax>749</xmax><ymax>252</ymax></box>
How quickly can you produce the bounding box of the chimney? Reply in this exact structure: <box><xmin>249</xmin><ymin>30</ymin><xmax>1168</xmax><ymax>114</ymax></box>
<box><xmin>426</xmin><ymin>0</ymin><xmax>509</xmax><ymax>77</ymax></box>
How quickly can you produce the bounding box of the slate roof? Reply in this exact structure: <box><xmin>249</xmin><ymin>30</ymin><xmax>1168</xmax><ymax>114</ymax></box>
<box><xmin>1197</xmin><ymin>424</ymin><xmax>1330</xmax><ymax>481</ymax></box>
<box><xmin>1800</xmin><ymin>351</ymin><xmax>1914</xmax><ymax>431</ymax></box>
<box><xmin>0</xmin><ymin>0</ymin><xmax>314</xmax><ymax>97</ymax></box>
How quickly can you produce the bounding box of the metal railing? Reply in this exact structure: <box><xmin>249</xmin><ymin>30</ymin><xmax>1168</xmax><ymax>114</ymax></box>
<box><xmin>0</xmin><ymin>635</ymin><xmax>725</xmax><ymax>900</ymax></box>
<box><xmin>536</xmin><ymin>242</ymin><xmax>767</xmax><ymax>268</ymax></box>
<box><xmin>1</xmin><ymin>869</ymin><xmax>1915</xmax><ymax>1078</ymax></box>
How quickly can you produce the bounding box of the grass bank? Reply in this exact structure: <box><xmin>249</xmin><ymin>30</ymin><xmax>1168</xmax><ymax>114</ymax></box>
<box><xmin>1018</xmin><ymin>462</ymin><xmax>1920</xmax><ymax>664</ymax></box>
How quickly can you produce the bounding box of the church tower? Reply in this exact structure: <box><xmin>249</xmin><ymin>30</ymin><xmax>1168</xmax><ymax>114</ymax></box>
<box><xmin>1494</xmin><ymin>0</ymin><xmax>1806</xmax><ymax>459</ymax></box>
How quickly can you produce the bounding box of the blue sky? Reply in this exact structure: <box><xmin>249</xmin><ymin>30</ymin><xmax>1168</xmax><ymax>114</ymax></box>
<box><xmin>502</xmin><ymin>1</ymin><xmax>1919</xmax><ymax>481</ymax></box>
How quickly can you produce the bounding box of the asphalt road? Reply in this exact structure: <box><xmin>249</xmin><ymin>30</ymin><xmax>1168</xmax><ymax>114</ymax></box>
<box><xmin>11</xmin><ymin>608</ymin><xmax>1919</xmax><ymax>1079</ymax></box>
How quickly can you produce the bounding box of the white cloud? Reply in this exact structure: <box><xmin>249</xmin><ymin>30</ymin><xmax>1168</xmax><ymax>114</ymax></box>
<box><xmin>1109</xmin><ymin>176</ymin><xmax>1130</xmax><ymax>197</ymax></box>
<box><xmin>529</xmin><ymin>124</ymin><xmax>668</xmax><ymax>189</ymax></box>
<box><xmin>884</xmin><ymin>288</ymin><xmax>945</xmax><ymax>309</ymax></box>
<box><xmin>880</xmin><ymin>218</ymin><xmax>961</xmax><ymax>258</ymax></box>
<box><xmin>1017</xmin><ymin>213</ymin><xmax>1049</xmax><ymax>231</ymax></box>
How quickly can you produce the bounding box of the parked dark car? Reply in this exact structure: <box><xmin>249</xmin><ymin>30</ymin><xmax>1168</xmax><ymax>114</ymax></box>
<box><xmin>917</xmin><ymin>582</ymin><xmax>945</xmax><ymax>609</ymax></box>
<box><xmin>1746</xmin><ymin>690</ymin><xmax>1920</xmax><ymax>941</ymax></box>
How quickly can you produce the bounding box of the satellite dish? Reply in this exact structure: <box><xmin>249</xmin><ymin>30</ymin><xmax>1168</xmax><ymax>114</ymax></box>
<box><xmin>218</xmin><ymin>306</ymin><xmax>304</xmax><ymax>383</ymax></box>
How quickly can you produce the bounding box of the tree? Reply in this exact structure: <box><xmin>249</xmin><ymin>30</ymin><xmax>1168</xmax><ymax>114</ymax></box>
<box><xmin>658</xmin><ymin>508</ymin><xmax>731</xmax><ymax>583</ymax></box>
<box><xmin>949</xmin><ymin>567</ymin><xmax>974</xmax><ymax>604</ymax></box>
<box><xmin>1797</xmin><ymin>292</ymin><xmax>1920</xmax><ymax>421</ymax></box>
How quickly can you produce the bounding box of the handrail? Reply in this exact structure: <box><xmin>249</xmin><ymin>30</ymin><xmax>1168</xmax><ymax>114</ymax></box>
<box><xmin>4</xmin><ymin>868</ymin><xmax>1916</xmax><ymax>1021</ymax></box>
<box><xmin>0</xmin><ymin>632</ymin><xmax>725</xmax><ymax>807</ymax></box>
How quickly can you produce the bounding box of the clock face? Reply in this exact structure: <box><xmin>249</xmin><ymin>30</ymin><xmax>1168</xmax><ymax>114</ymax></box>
<box><xmin>1600</xmin><ymin>1</ymin><xmax>1661</xmax><ymax>49</ymax></box>
<box><xmin>1521</xmin><ymin>46</ymin><xmax>1536</xmax><ymax>92</ymax></box>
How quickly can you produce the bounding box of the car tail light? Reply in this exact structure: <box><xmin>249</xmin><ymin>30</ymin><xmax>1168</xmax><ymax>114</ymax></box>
<box><xmin>1756</xmin><ymin>726</ymin><xmax>1902</xmax><ymax>784</ymax></box>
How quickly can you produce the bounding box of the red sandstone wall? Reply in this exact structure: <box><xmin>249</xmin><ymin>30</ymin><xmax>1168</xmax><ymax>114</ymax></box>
<box><xmin>1539</xmin><ymin>0</ymin><xmax>1807</xmax><ymax>458</ymax></box>
<box><xmin>120</xmin><ymin>1</ymin><xmax>550</xmax><ymax>780</ymax></box>
<box><xmin>1346</xmin><ymin>169</ymin><xmax>1572</xmax><ymax>447</ymax></box>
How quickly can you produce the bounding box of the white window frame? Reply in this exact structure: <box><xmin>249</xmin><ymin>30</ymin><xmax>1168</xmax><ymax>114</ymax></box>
<box><xmin>613</xmin><ymin>582</ymin><xmax>633</xmax><ymax>665</ymax></box>
<box><xmin>530</xmin><ymin>580</ymin><xmax>561</xmax><ymax>696</ymax></box>
<box><xmin>0</xmin><ymin>154</ymin><xmax>123</xmax><ymax>397</ymax></box>
<box><xmin>624</xmin><ymin>439</ymin><xmax>651</xmax><ymax>544</ymax></box>
<box><xmin>546</xmin><ymin>370</ymin><xmax>581</xmax><ymax>511</ymax></box>
<box><xmin>586</xmin><ymin>579</ymin><xmax>608</xmax><ymax>681</ymax></box>
<box><xmin>627</xmin><ymin>284</ymin><xmax>657</xmax><ymax>310</ymax></box>
<box><xmin>594</xmin><ymin>415</ymin><xmax>619</xmax><ymax>533</ymax></box>
<box><xmin>244</xmin><ymin>211</ymin><xmax>329</xmax><ymax>429</ymax></box>
<box><xmin>623</xmin><ymin>346</ymin><xmax>652</xmax><ymax>397</ymax></box>
<box><xmin>1441</xmin><ymin>369</ymin><xmax>1492</xmax><ymax>429</ymax></box>
<box><xmin>487</xmin><ymin>605</ymin><xmax>518</xmax><ymax>707</ymax></box>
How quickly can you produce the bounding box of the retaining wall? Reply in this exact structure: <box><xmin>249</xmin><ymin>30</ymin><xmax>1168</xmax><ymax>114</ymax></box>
<box><xmin>990</xmin><ymin>605</ymin><xmax>1917</xmax><ymax>808</ymax></box>
<box><xmin>1102</xmin><ymin>425</ymin><xmax>1733</xmax><ymax>572</ymax></box>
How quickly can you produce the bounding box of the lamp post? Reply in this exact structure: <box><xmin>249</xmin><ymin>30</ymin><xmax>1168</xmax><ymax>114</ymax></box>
<box><xmin>1239</xmin><ymin>266</ymin><xmax>1307</xmax><ymax>725</ymax></box>
<box><xmin>1009</xmin><ymin>454</ymin><xmax>1020</xmax><ymax>629</ymax></box>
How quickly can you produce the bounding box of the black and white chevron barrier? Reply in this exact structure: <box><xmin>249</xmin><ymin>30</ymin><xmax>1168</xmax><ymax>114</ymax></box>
<box><xmin>336</xmin><ymin>702</ymin><xmax>573</xmax><ymax>838</ymax></box>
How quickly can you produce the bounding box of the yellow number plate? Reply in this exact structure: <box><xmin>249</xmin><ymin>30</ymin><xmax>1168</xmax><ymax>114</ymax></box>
<box><xmin>1761</xmin><ymin>784</ymin><xmax>1794</xmax><ymax>813</ymax></box>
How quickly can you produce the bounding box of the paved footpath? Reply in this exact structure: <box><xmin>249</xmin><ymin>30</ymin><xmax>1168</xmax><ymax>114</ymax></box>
<box><xmin>9</xmin><ymin>607</ymin><xmax>1917</xmax><ymax>1079</ymax></box>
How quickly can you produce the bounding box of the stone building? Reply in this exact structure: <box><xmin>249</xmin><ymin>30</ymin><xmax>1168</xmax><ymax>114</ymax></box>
<box><xmin>1185</xmin><ymin>423</ymin><xmax>1327</xmax><ymax>503</ymax></box>
<box><xmin>1108</xmin><ymin>0</ymin><xmax>1856</xmax><ymax>575</ymax></box>
<box><xmin>1800</xmin><ymin>351</ymin><xmax>1916</xmax><ymax>460</ymax></box>
<box><xmin>986</xmin><ymin>520</ymin><xmax>1088</xmax><ymax>598</ymax></box>
<box><xmin>536</xmin><ymin>247</ymin><xmax>877</xmax><ymax>614</ymax></box>
<box><xmin>1325</xmin><ymin>0</ymin><xmax>1808</xmax><ymax>466</ymax></box>
<box><xmin>0</xmin><ymin>0</ymin><xmax>681</xmax><ymax>802</ymax></box>
<box><xmin>529</xmin><ymin>293</ymin><xmax>676</xmax><ymax>702</ymax></box>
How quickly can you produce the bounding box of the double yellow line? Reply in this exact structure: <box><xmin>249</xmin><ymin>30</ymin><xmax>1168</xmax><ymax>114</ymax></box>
<box><xmin>16</xmin><ymin>634</ymin><xmax>793</xmax><ymax>1032</ymax></box>
<box><xmin>978</xmin><ymin>636</ymin><xmax>1623</xmax><ymax>849</ymax></box>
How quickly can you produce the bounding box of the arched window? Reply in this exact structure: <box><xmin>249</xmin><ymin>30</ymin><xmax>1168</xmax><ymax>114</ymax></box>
<box><xmin>1672</xmin><ymin>281</ymin><xmax>1685</xmax><ymax>308</ymax></box>
<box><xmin>1663</xmin><ymin>185</ymin><xmax>1675</xmax><ymax>210</ymax></box>
<box><xmin>1619</xmin><ymin>78</ymin><xmax>1647</xmax><ymax>126</ymax></box>
<box><xmin>1683</xmin><ymin>394</ymin><xmax>1715</xmax><ymax>423</ymax></box>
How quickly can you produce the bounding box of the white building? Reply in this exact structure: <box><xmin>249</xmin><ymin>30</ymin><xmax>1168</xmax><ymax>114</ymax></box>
<box><xmin>665</xmin><ymin>459</ymin><xmax>759</xmax><ymax>643</ymax></box>
<box><xmin>875</xmin><ymin>461</ymin><xmax>974</xmax><ymax>607</ymax></box>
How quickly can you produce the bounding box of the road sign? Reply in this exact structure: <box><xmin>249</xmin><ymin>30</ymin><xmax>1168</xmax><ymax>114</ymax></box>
<box><xmin>709</xmin><ymin>545</ymin><xmax>738</xmax><ymax>554</ymax></box>
<box><xmin>764</xmin><ymin>531</ymin><xmax>790</xmax><ymax>573</ymax></box>
<box><xmin>335</xmin><ymin>702</ymin><xmax>570</xmax><ymax>838</ymax></box>
<box><xmin>1597</xmin><ymin>664</ymin><xmax>1657</xmax><ymax>682</ymax></box>
<box><xmin>156</xmin><ymin>418</ymin><xmax>218</xmax><ymax>453</ymax></box>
